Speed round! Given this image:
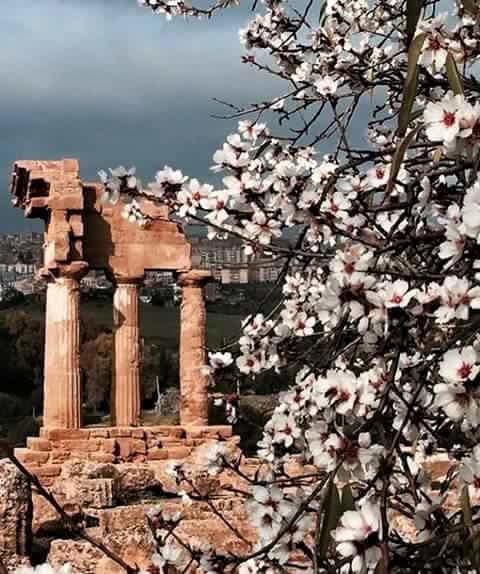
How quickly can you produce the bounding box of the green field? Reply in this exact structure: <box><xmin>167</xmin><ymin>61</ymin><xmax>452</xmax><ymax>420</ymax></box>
<box><xmin>1</xmin><ymin>301</ymin><xmax>244</xmax><ymax>350</ymax></box>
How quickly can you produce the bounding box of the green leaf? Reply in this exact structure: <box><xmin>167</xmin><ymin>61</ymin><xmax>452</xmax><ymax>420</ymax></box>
<box><xmin>341</xmin><ymin>484</ymin><xmax>355</xmax><ymax>512</ymax></box>
<box><xmin>386</xmin><ymin>126</ymin><xmax>420</xmax><ymax>194</ymax></box>
<box><xmin>319</xmin><ymin>0</ymin><xmax>327</xmax><ymax>24</ymax></box>
<box><xmin>318</xmin><ymin>481</ymin><xmax>342</xmax><ymax>559</ymax></box>
<box><xmin>446</xmin><ymin>52</ymin><xmax>464</xmax><ymax>95</ymax></box>
<box><xmin>432</xmin><ymin>147</ymin><xmax>443</xmax><ymax>163</ymax></box>
<box><xmin>461</xmin><ymin>485</ymin><xmax>473</xmax><ymax>528</ymax></box>
<box><xmin>407</xmin><ymin>0</ymin><xmax>424</xmax><ymax>45</ymax></box>
<box><xmin>460</xmin><ymin>485</ymin><xmax>480</xmax><ymax>569</ymax></box>
<box><xmin>398</xmin><ymin>33</ymin><xmax>426</xmax><ymax>137</ymax></box>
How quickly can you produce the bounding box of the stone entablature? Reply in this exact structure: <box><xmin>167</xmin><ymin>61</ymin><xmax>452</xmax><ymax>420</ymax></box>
<box><xmin>10</xmin><ymin>158</ymin><xmax>215</xmax><ymax>433</ymax></box>
<box><xmin>10</xmin><ymin>159</ymin><xmax>191</xmax><ymax>275</ymax></box>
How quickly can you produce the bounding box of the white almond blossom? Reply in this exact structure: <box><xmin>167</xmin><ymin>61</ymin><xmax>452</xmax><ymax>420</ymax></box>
<box><xmin>332</xmin><ymin>500</ymin><xmax>382</xmax><ymax>573</ymax></box>
<box><xmin>91</xmin><ymin>0</ymin><xmax>480</xmax><ymax>570</ymax></box>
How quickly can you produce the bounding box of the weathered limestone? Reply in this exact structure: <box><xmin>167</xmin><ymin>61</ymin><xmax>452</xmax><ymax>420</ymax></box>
<box><xmin>178</xmin><ymin>270</ymin><xmax>212</xmax><ymax>426</ymax></box>
<box><xmin>0</xmin><ymin>459</ymin><xmax>32</xmax><ymax>565</ymax></box>
<box><xmin>10</xmin><ymin>159</ymin><xmax>198</xmax><ymax>429</ymax></box>
<box><xmin>43</xmin><ymin>262</ymin><xmax>88</xmax><ymax>429</ymax></box>
<box><xmin>112</xmin><ymin>277</ymin><xmax>142</xmax><ymax>427</ymax></box>
<box><xmin>10</xmin><ymin>160</ymin><xmax>231</xmax><ymax>477</ymax></box>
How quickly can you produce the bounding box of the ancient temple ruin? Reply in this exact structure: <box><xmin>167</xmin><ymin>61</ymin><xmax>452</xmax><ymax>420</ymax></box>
<box><xmin>10</xmin><ymin>159</ymin><xmax>231</xmax><ymax>484</ymax></box>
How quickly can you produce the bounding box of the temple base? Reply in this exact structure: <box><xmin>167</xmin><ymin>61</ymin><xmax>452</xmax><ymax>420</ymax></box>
<box><xmin>14</xmin><ymin>425</ymin><xmax>234</xmax><ymax>486</ymax></box>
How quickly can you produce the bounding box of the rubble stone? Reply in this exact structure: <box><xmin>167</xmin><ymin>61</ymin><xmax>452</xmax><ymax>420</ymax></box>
<box><xmin>0</xmin><ymin>459</ymin><xmax>32</xmax><ymax>564</ymax></box>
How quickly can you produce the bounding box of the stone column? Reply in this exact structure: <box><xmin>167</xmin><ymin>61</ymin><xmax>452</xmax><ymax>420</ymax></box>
<box><xmin>177</xmin><ymin>270</ymin><xmax>212</xmax><ymax>426</ymax></box>
<box><xmin>42</xmin><ymin>263</ymin><xmax>87</xmax><ymax>429</ymax></box>
<box><xmin>112</xmin><ymin>276</ymin><xmax>143</xmax><ymax>427</ymax></box>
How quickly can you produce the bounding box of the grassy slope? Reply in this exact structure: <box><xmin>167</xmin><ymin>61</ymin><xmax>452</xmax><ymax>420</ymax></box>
<box><xmin>1</xmin><ymin>301</ymin><xmax>244</xmax><ymax>349</ymax></box>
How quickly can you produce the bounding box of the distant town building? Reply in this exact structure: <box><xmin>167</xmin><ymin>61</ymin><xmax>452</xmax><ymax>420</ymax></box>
<box><xmin>191</xmin><ymin>237</ymin><xmax>286</xmax><ymax>285</ymax></box>
<box><xmin>220</xmin><ymin>265</ymin><xmax>250</xmax><ymax>285</ymax></box>
<box><xmin>0</xmin><ymin>232</ymin><xmax>291</xmax><ymax>289</ymax></box>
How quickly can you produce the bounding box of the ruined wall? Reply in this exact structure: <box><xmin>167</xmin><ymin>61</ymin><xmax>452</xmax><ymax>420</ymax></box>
<box><xmin>0</xmin><ymin>460</ymin><xmax>32</xmax><ymax>569</ymax></box>
<box><xmin>15</xmin><ymin>425</ymin><xmax>233</xmax><ymax>487</ymax></box>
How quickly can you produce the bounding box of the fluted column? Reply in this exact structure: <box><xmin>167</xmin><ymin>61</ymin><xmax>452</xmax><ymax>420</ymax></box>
<box><xmin>43</xmin><ymin>262</ymin><xmax>88</xmax><ymax>429</ymax></box>
<box><xmin>178</xmin><ymin>270</ymin><xmax>212</xmax><ymax>426</ymax></box>
<box><xmin>112</xmin><ymin>276</ymin><xmax>142</xmax><ymax>426</ymax></box>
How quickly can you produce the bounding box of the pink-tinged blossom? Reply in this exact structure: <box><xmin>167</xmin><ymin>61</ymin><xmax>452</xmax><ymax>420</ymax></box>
<box><xmin>271</xmin><ymin>413</ymin><xmax>301</xmax><ymax>448</ymax></box>
<box><xmin>332</xmin><ymin>500</ymin><xmax>382</xmax><ymax>573</ymax></box>
<box><xmin>424</xmin><ymin>92</ymin><xmax>462</xmax><ymax>143</ymax></box>
<box><xmin>381</xmin><ymin>280</ymin><xmax>415</xmax><ymax>309</ymax></box>
<box><xmin>418</xmin><ymin>16</ymin><xmax>450</xmax><ymax>73</ymax></box>
<box><xmin>238</xmin><ymin>120</ymin><xmax>268</xmax><ymax>141</ymax></box>
<box><xmin>438</xmin><ymin>347</ymin><xmax>479</xmax><ymax>384</ymax></box>
<box><xmin>177</xmin><ymin>179</ymin><xmax>213</xmax><ymax>217</ymax></box>
<box><xmin>366</xmin><ymin>164</ymin><xmax>390</xmax><ymax>188</ymax></box>
<box><xmin>208</xmin><ymin>351</ymin><xmax>234</xmax><ymax>370</ymax></box>
<box><xmin>243</xmin><ymin>210</ymin><xmax>282</xmax><ymax>245</ymax></box>
<box><xmin>435</xmin><ymin>277</ymin><xmax>480</xmax><ymax>323</ymax></box>
<box><xmin>204</xmin><ymin>190</ymin><xmax>231</xmax><ymax>225</ymax></box>
<box><xmin>463</xmin><ymin>180</ymin><xmax>480</xmax><ymax>241</ymax></box>
<box><xmin>313</xmin><ymin>369</ymin><xmax>358</xmax><ymax>416</ymax></box>
<box><xmin>236</xmin><ymin>352</ymin><xmax>264</xmax><ymax>375</ymax></box>
<box><xmin>150</xmin><ymin>165</ymin><xmax>187</xmax><ymax>198</ymax></box>
<box><xmin>435</xmin><ymin>347</ymin><xmax>480</xmax><ymax>427</ymax></box>
<box><xmin>203</xmin><ymin>442</ymin><xmax>232</xmax><ymax>476</ymax></box>
<box><xmin>315</xmin><ymin>76</ymin><xmax>339</xmax><ymax>96</ymax></box>
<box><xmin>312</xmin><ymin>432</ymin><xmax>383</xmax><ymax>481</ymax></box>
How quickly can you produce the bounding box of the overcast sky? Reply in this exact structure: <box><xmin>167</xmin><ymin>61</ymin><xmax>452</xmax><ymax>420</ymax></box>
<box><xmin>0</xmin><ymin>0</ymin><xmax>278</xmax><ymax>232</ymax></box>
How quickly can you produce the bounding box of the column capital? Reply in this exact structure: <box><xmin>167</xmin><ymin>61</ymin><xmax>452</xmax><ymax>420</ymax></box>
<box><xmin>38</xmin><ymin>261</ymin><xmax>89</xmax><ymax>283</ymax></box>
<box><xmin>107</xmin><ymin>271</ymin><xmax>145</xmax><ymax>286</ymax></box>
<box><xmin>177</xmin><ymin>269</ymin><xmax>212</xmax><ymax>287</ymax></box>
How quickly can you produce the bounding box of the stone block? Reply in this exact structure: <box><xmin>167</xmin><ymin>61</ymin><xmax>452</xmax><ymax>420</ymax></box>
<box><xmin>0</xmin><ymin>460</ymin><xmax>32</xmax><ymax>560</ymax></box>
<box><xmin>186</xmin><ymin>425</ymin><xmax>232</xmax><ymax>439</ymax></box>
<box><xmin>90</xmin><ymin>453</ymin><xmax>116</xmax><ymax>464</ymax></box>
<box><xmin>90</xmin><ymin>429</ymin><xmax>110</xmax><ymax>438</ymax></box>
<box><xmin>110</xmin><ymin>428</ymin><xmax>133</xmax><ymax>438</ymax></box>
<box><xmin>116</xmin><ymin>464</ymin><xmax>159</xmax><ymax>498</ymax></box>
<box><xmin>146</xmin><ymin>448</ymin><xmax>168</xmax><ymax>461</ymax></box>
<box><xmin>15</xmin><ymin>448</ymin><xmax>50</xmax><ymax>465</ymax></box>
<box><xmin>146</xmin><ymin>425</ymin><xmax>186</xmax><ymax>439</ymax></box>
<box><xmin>131</xmin><ymin>440</ymin><xmax>147</xmax><ymax>455</ymax></box>
<box><xmin>50</xmin><ymin>193</ymin><xmax>84</xmax><ymax>211</ymax></box>
<box><xmin>61</xmin><ymin>440</ymin><xmax>100</xmax><ymax>453</ymax></box>
<box><xmin>50</xmin><ymin>449</ymin><xmax>72</xmax><ymax>464</ymax></box>
<box><xmin>145</xmin><ymin>436</ymin><xmax>162</xmax><ymax>449</ymax></box>
<box><xmin>26</xmin><ymin>438</ymin><xmax>52</xmax><ymax>452</ymax></box>
<box><xmin>131</xmin><ymin>429</ymin><xmax>145</xmax><ymax>439</ymax></box>
<box><xmin>48</xmin><ymin>539</ymin><xmax>103</xmax><ymax>574</ymax></box>
<box><xmin>69</xmin><ymin>214</ymin><xmax>84</xmax><ymax>237</ymax></box>
<box><xmin>41</xmin><ymin>429</ymin><xmax>89</xmax><ymax>441</ymax></box>
<box><xmin>99</xmin><ymin>439</ymin><xmax>117</xmax><ymax>454</ymax></box>
<box><xmin>166</xmin><ymin>446</ymin><xmax>192</xmax><ymax>459</ymax></box>
<box><xmin>115</xmin><ymin>438</ymin><xmax>133</xmax><ymax>460</ymax></box>
<box><xmin>157</xmin><ymin>437</ymin><xmax>184</xmax><ymax>446</ymax></box>
<box><xmin>33</xmin><ymin>465</ymin><xmax>62</xmax><ymax>479</ymax></box>
<box><xmin>75</xmin><ymin>478</ymin><xmax>116</xmax><ymax>509</ymax></box>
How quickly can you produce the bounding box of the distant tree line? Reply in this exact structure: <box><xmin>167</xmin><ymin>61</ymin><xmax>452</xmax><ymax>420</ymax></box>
<box><xmin>0</xmin><ymin>309</ymin><xmax>179</xmax><ymax>426</ymax></box>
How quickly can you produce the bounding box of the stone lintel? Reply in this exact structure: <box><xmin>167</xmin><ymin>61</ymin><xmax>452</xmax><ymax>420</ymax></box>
<box><xmin>112</xmin><ymin>273</ymin><xmax>145</xmax><ymax>286</ymax></box>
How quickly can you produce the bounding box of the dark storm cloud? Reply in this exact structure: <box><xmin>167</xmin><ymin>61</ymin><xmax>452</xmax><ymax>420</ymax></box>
<box><xmin>0</xmin><ymin>0</ymin><xmax>278</xmax><ymax>231</ymax></box>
